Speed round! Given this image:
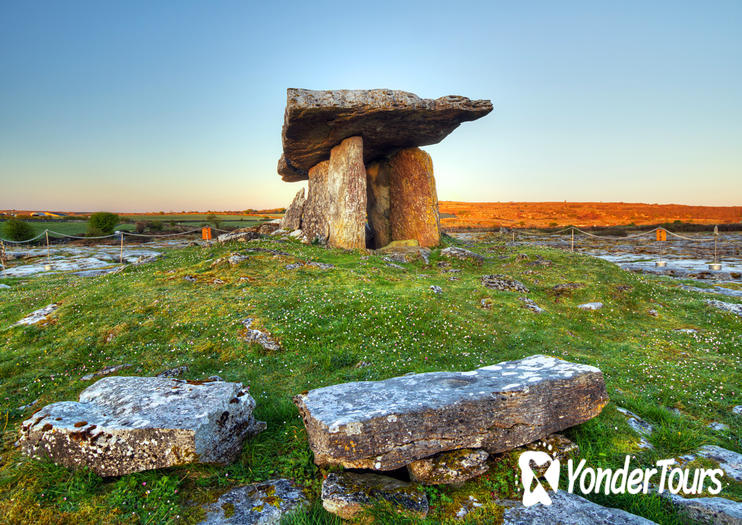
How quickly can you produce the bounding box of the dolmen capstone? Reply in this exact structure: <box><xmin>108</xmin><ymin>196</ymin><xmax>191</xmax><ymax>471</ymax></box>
<box><xmin>277</xmin><ymin>88</ymin><xmax>493</xmax><ymax>249</ymax></box>
<box><xmin>19</xmin><ymin>376</ymin><xmax>265</xmax><ymax>476</ymax></box>
<box><xmin>294</xmin><ymin>355</ymin><xmax>607</xmax><ymax>471</ymax></box>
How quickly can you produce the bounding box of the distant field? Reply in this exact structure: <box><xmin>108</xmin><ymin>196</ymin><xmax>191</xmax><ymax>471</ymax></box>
<box><xmin>2</xmin><ymin>214</ymin><xmax>270</xmax><ymax>241</ymax></box>
<box><xmin>439</xmin><ymin>201</ymin><xmax>742</xmax><ymax>230</ymax></box>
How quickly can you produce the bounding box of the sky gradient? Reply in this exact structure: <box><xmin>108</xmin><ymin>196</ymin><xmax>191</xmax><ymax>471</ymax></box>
<box><xmin>1</xmin><ymin>1</ymin><xmax>741</xmax><ymax>211</ymax></box>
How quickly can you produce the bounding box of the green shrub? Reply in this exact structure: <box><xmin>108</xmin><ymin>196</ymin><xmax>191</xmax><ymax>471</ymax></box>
<box><xmin>2</xmin><ymin>218</ymin><xmax>35</xmax><ymax>241</ymax></box>
<box><xmin>88</xmin><ymin>212</ymin><xmax>119</xmax><ymax>235</ymax></box>
<box><xmin>146</xmin><ymin>221</ymin><xmax>163</xmax><ymax>232</ymax></box>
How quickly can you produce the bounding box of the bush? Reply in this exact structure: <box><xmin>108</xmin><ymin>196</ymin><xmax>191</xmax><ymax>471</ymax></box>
<box><xmin>146</xmin><ymin>221</ymin><xmax>163</xmax><ymax>232</ymax></box>
<box><xmin>2</xmin><ymin>218</ymin><xmax>35</xmax><ymax>241</ymax></box>
<box><xmin>88</xmin><ymin>212</ymin><xmax>119</xmax><ymax>235</ymax></box>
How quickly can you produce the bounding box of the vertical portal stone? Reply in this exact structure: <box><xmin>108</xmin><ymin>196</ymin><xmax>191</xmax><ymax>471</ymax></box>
<box><xmin>301</xmin><ymin>136</ymin><xmax>367</xmax><ymax>249</ymax></box>
<box><xmin>389</xmin><ymin>148</ymin><xmax>440</xmax><ymax>247</ymax></box>
<box><xmin>302</xmin><ymin>160</ymin><xmax>331</xmax><ymax>244</ymax></box>
<box><xmin>366</xmin><ymin>160</ymin><xmax>391</xmax><ymax>249</ymax></box>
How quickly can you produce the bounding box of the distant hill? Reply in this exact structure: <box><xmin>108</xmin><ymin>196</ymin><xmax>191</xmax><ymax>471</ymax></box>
<box><xmin>439</xmin><ymin>201</ymin><xmax>742</xmax><ymax>229</ymax></box>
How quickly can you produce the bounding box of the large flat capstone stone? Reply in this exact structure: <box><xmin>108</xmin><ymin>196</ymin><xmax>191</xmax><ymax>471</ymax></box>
<box><xmin>278</xmin><ymin>89</ymin><xmax>492</xmax><ymax>181</ymax></box>
<box><xmin>294</xmin><ymin>355</ymin><xmax>608</xmax><ymax>470</ymax></box>
<box><xmin>19</xmin><ymin>376</ymin><xmax>264</xmax><ymax>476</ymax></box>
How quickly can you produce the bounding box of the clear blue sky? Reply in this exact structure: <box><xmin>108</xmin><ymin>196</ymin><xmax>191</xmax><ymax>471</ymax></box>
<box><xmin>1</xmin><ymin>1</ymin><xmax>740</xmax><ymax>211</ymax></box>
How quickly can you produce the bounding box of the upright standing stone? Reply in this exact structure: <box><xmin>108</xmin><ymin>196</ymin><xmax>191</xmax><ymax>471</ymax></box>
<box><xmin>301</xmin><ymin>137</ymin><xmax>367</xmax><ymax>249</ymax></box>
<box><xmin>280</xmin><ymin>188</ymin><xmax>305</xmax><ymax>231</ymax></box>
<box><xmin>366</xmin><ymin>160</ymin><xmax>391</xmax><ymax>249</ymax></box>
<box><xmin>302</xmin><ymin>160</ymin><xmax>331</xmax><ymax>244</ymax></box>
<box><xmin>389</xmin><ymin>147</ymin><xmax>440</xmax><ymax>247</ymax></box>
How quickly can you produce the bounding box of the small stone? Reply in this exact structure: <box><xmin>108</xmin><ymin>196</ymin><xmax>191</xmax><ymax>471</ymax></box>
<box><xmin>577</xmin><ymin>302</ymin><xmax>603</xmax><ymax>311</ymax></box>
<box><xmin>81</xmin><ymin>363</ymin><xmax>133</xmax><ymax>382</ymax></box>
<box><xmin>240</xmin><ymin>318</ymin><xmax>281</xmax><ymax>351</ymax></box>
<box><xmin>17</xmin><ymin>398</ymin><xmax>39</xmax><ymax>411</ymax></box>
<box><xmin>519</xmin><ymin>297</ymin><xmax>544</xmax><ymax>313</ymax></box>
<box><xmin>482</xmin><ymin>275</ymin><xmax>529</xmax><ymax>293</ymax></box>
<box><xmin>696</xmin><ymin>445</ymin><xmax>742</xmax><ymax>481</ymax></box>
<box><xmin>407</xmin><ymin>448</ymin><xmax>489</xmax><ymax>485</ymax></box>
<box><xmin>430</xmin><ymin>285</ymin><xmax>443</xmax><ymax>295</ymax></box>
<box><xmin>386</xmin><ymin>262</ymin><xmax>405</xmax><ymax>270</ymax></box>
<box><xmin>733</xmin><ymin>406</ymin><xmax>742</xmax><ymax>416</ymax></box>
<box><xmin>288</xmin><ymin>229</ymin><xmax>305</xmax><ymax>240</ymax></box>
<box><xmin>440</xmin><ymin>246</ymin><xmax>485</xmax><ymax>262</ymax></box>
<box><xmin>675</xmin><ymin>328</ymin><xmax>698</xmax><ymax>334</ymax></box>
<box><xmin>184</xmin><ymin>275</ymin><xmax>197</xmax><ymax>282</ymax></box>
<box><xmin>707</xmin><ymin>422</ymin><xmax>729</xmax><ymax>432</ymax></box>
<box><xmin>157</xmin><ymin>366</ymin><xmax>189</xmax><ymax>378</ymax></box>
<box><xmin>199</xmin><ymin>478</ymin><xmax>307</xmax><ymax>525</ymax></box>
<box><xmin>648</xmin><ymin>309</ymin><xmax>659</xmax><ymax>317</ymax></box>
<box><xmin>15</xmin><ymin>303</ymin><xmax>58</xmax><ymax>326</ymax></box>
<box><xmin>454</xmin><ymin>495</ymin><xmax>483</xmax><ymax>520</ymax></box>
<box><xmin>480</xmin><ymin>298</ymin><xmax>494</xmax><ymax>309</ymax></box>
<box><xmin>285</xmin><ymin>263</ymin><xmax>304</xmax><ymax>270</ymax></box>
<box><xmin>321</xmin><ymin>471</ymin><xmax>428</xmax><ymax>520</ymax></box>
<box><xmin>258</xmin><ymin>222</ymin><xmax>280</xmax><ymax>235</ymax></box>
<box><xmin>0</xmin><ymin>284</ymin><xmax>10</xmax><ymax>289</ymax></box>
<box><xmin>280</xmin><ymin>188</ymin><xmax>306</xmax><ymax>231</ymax></box>
<box><xmin>19</xmin><ymin>376</ymin><xmax>263</xmax><ymax>476</ymax></box>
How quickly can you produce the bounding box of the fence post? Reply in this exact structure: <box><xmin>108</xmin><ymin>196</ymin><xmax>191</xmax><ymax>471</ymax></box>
<box><xmin>0</xmin><ymin>240</ymin><xmax>5</xmax><ymax>276</ymax></box>
<box><xmin>45</xmin><ymin>230</ymin><xmax>50</xmax><ymax>262</ymax></box>
<box><xmin>120</xmin><ymin>232</ymin><xmax>124</xmax><ymax>264</ymax></box>
<box><xmin>571</xmin><ymin>228</ymin><xmax>574</xmax><ymax>252</ymax></box>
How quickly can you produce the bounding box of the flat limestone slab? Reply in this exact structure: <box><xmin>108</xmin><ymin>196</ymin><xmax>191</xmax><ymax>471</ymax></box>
<box><xmin>20</xmin><ymin>376</ymin><xmax>262</xmax><ymax>476</ymax></box>
<box><xmin>278</xmin><ymin>88</ymin><xmax>492</xmax><ymax>181</ymax></box>
<box><xmin>294</xmin><ymin>355</ymin><xmax>608</xmax><ymax>470</ymax></box>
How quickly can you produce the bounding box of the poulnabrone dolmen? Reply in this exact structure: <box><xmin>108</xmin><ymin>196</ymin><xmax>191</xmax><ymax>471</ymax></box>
<box><xmin>277</xmin><ymin>89</ymin><xmax>493</xmax><ymax>249</ymax></box>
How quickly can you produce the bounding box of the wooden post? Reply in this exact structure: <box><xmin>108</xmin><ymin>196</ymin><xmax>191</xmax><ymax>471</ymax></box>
<box><xmin>120</xmin><ymin>232</ymin><xmax>124</xmax><ymax>263</ymax></box>
<box><xmin>0</xmin><ymin>240</ymin><xmax>5</xmax><ymax>275</ymax></box>
<box><xmin>45</xmin><ymin>230</ymin><xmax>50</xmax><ymax>262</ymax></box>
<box><xmin>571</xmin><ymin>228</ymin><xmax>574</xmax><ymax>252</ymax></box>
<box><xmin>512</xmin><ymin>231</ymin><xmax>515</xmax><ymax>243</ymax></box>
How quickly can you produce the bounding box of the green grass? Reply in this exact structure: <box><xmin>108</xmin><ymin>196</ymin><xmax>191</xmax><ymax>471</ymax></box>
<box><xmin>0</xmin><ymin>235</ymin><xmax>739</xmax><ymax>524</ymax></box>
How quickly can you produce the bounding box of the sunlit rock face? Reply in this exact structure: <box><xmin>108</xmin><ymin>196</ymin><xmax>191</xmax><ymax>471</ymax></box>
<box><xmin>19</xmin><ymin>376</ymin><xmax>264</xmax><ymax>476</ymax></box>
<box><xmin>275</xmin><ymin>88</ymin><xmax>491</xmax><ymax>249</ymax></box>
<box><xmin>294</xmin><ymin>355</ymin><xmax>608</xmax><ymax>471</ymax></box>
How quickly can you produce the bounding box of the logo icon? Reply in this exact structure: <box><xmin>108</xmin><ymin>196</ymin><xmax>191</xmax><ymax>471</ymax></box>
<box><xmin>519</xmin><ymin>451</ymin><xmax>560</xmax><ymax>506</ymax></box>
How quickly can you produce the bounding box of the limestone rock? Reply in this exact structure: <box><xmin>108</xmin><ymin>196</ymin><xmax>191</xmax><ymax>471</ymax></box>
<box><xmin>199</xmin><ymin>479</ymin><xmax>307</xmax><ymax>525</ymax></box>
<box><xmin>440</xmin><ymin>246</ymin><xmax>485</xmax><ymax>262</ymax></box>
<box><xmin>157</xmin><ymin>365</ymin><xmax>189</xmax><ymax>378</ymax></box>
<box><xmin>294</xmin><ymin>355</ymin><xmax>608</xmax><ymax>470</ymax></box>
<box><xmin>501</xmin><ymin>491</ymin><xmax>655</xmax><ymax>524</ymax></box>
<box><xmin>697</xmin><ymin>445</ymin><xmax>742</xmax><ymax>482</ymax></box>
<box><xmin>240</xmin><ymin>318</ymin><xmax>280</xmax><ymax>351</ymax></box>
<box><xmin>661</xmin><ymin>493</ymin><xmax>742</xmax><ymax>525</ymax></box>
<box><xmin>277</xmin><ymin>89</ymin><xmax>493</xmax><ymax>181</ymax></box>
<box><xmin>708</xmin><ymin>422</ymin><xmax>729</xmax><ymax>432</ymax></box>
<box><xmin>552</xmin><ymin>282</ymin><xmax>585</xmax><ymax>296</ymax></box>
<box><xmin>706</xmin><ymin>299</ymin><xmax>742</xmax><ymax>317</ymax></box>
<box><xmin>388</xmin><ymin>148</ymin><xmax>440</xmax><ymax>247</ymax></box>
<box><xmin>430</xmin><ymin>285</ymin><xmax>443</xmax><ymax>295</ymax></box>
<box><xmin>578</xmin><ymin>302</ymin><xmax>604</xmax><ymax>311</ymax></box>
<box><xmin>616</xmin><ymin>407</ymin><xmax>654</xmax><ymax>436</ymax></box>
<box><xmin>217</xmin><ymin>230</ymin><xmax>260</xmax><ymax>243</ymax></box>
<box><xmin>321</xmin><ymin>471</ymin><xmax>428</xmax><ymax>520</ymax></box>
<box><xmin>19</xmin><ymin>376</ymin><xmax>263</xmax><ymax>476</ymax></box>
<box><xmin>482</xmin><ymin>275</ymin><xmax>529</xmax><ymax>293</ymax></box>
<box><xmin>280</xmin><ymin>189</ymin><xmax>305</xmax><ymax>231</ymax></box>
<box><xmin>15</xmin><ymin>303</ymin><xmax>58</xmax><ymax>326</ymax></box>
<box><xmin>734</xmin><ymin>406</ymin><xmax>742</xmax><ymax>416</ymax></box>
<box><xmin>407</xmin><ymin>448</ymin><xmax>489</xmax><ymax>485</ymax></box>
<box><xmin>520</xmin><ymin>297</ymin><xmax>544</xmax><ymax>313</ymax></box>
<box><xmin>301</xmin><ymin>137</ymin><xmax>367</xmax><ymax>249</ymax></box>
